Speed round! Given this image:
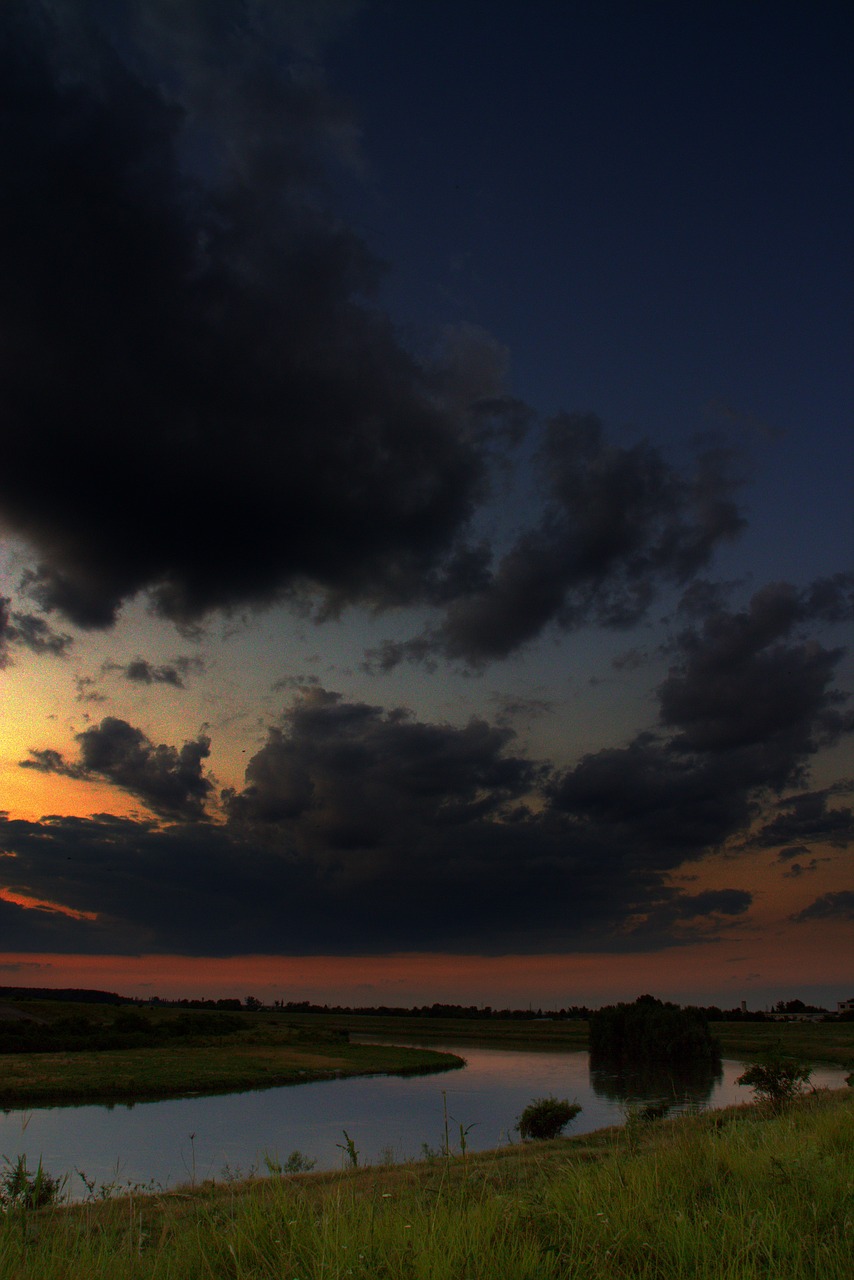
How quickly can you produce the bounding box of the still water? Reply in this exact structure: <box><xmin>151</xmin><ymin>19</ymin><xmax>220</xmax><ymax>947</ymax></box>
<box><xmin>1</xmin><ymin>1044</ymin><xmax>847</xmax><ymax>1199</ymax></box>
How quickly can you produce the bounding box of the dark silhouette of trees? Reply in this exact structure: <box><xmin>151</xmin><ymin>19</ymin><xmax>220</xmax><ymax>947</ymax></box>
<box><xmin>589</xmin><ymin>995</ymin><xmax>721</xmax><ymax>1071</ymax></box>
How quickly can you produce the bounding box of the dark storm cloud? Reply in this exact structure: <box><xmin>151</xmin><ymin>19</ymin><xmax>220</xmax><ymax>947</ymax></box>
<box><xmin>550</xmin><ymin>580</ymin><xmax>854</xmax><ymax>860</ymax></box>
<box><xmin>0</xmin><ymin>0</ymin><xmax>484</xmax><ymax>630</ymax></box>
<box><xmin>750</xmin><ymin>788</ymin><xmax>854</xmax><ymax>850</ymax></box>
<box><xmin>628</xmin><ymin>888</ymin><xmax>753</xmax><ymax>944</ymax></box>
<box><xmin>659</xmin><ymin>578</ymin><xmax>854</xmax><ymax>779</ymax></box>
<box><xmin>0</xmin><ymin>597</ymin><xmax>72</xmax><ymax>664</ymax></box>
<box><xmin>372</xmin><ymin>417</ymin><xmax>744</xmax><ymax>667</ymax></box>
<box><xmin>790</xmin><ymin>890</ymin><xmax>854</xmax><ymax>923</ymax></box>
<box><xmin>20</xmin><ymin>718</ymin><xmax>212</xmax><ymax>820</ymax></box>
<box><xmin>207</xmin><ymin>685</ymin><xmax>754</xmax><ymax>954</ymax></box>
<box><xmin>0</xmin><ymin>5</ymin><xmax>746</xmax><ymax>654</ymax></box>
<box><xmin>223</xmin><ymin>687</ymin><xmax>542</xmax><ymax>834</ymax></box>
<box><xmin>0</xmin><ymin>793</ymin><xmax>751</xmax><ymax>960</ymax></box>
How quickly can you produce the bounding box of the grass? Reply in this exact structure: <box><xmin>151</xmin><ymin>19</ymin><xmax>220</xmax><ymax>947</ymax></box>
<box><xmin>0</xmin><ymin>1087</ymin><xmax>850</xmax><ymax>1278</ymax></box>
<box><xmin>714</xmin><ymin>1020</ymin><xmax>854</xmax><ymax>1068</ymax></box>
<box><xmin>285</xmin><ymin>1011</ymin><xmax>592</xmax><ymax>1050</ymax></box>
<box><xmin>0</xmin><ymin>1008</ymin><xmax>464</xmax><ymax>1107</ymax></box>
<box><xmin>0</xmin><ymin>1041</ymin><xmax>463</xmax><ymax>1107</ymax></box>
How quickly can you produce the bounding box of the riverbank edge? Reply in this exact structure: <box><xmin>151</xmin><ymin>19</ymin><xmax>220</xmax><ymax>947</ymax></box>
<box><xmin>0</xmin><ymin>1043</ymin><xmax>465</xmax><ymax>1110</ymax></box>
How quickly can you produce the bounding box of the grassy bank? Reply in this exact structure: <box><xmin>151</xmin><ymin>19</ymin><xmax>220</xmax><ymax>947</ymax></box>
<box><xmin>0</xmin><ymin>1005</ymin><xmax>463</xmax><ymax>1107</ymax></box>
<box><xmin>1</xmin><ymin>1087</ymin><xmax>850</xmax><ymax>1278</ymax></box>
<box><xmin>0</xmin><ymin>1041</ymin><xmax>463</xmax><ymax>1107</ymax></box>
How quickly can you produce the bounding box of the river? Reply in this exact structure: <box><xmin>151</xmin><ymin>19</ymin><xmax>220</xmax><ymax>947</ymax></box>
<box><xmin>0</xmin><ymin>1043</ymin><xmax>847</xmax><ymax>1199</ymax></box>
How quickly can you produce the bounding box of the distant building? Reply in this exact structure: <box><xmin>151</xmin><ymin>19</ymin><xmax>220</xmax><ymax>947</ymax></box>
<box><xmin>837</xmin><ymin>997</ymin><xmax>854</xmax><ymax>1014</ymax></box>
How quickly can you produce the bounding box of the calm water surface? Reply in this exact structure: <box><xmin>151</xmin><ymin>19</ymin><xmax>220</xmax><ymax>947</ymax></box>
<box><xmin>1</xmin><ymin>1043</ymin><xmax>846</xmax><ymax>1199</ymax></box>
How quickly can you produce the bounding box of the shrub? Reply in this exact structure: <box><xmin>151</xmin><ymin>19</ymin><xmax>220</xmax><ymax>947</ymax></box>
<box><xmin>0</xmin><ymin>1155</ymin><xmax>66</xmax><ymax>1210</ymax></box>
<box><xmin>516</xmin><ymin>1096</ymin><xmax>581</xmax><ymax>1140</ymax></box>
<box><xmin>736</xmin><ymin>1047</ymin><xmax>812</xmax><ymax>1109</ymax></box>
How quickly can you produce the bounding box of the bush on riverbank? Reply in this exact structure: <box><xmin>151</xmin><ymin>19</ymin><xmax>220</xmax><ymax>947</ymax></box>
<box><xmin>516</xmin><ymin>1095</ymin><xmax>581</xmax><ymax>1140</ymax></box>
<box><xmin>0</xmin><ymin>1088</ymin><xmax>849</xmax><ymax>1279</ymax></box>
<box><xmin>736</xmin><ymin>1044</ymin><xmax>813</xmax><ymax>1110</ymax></box>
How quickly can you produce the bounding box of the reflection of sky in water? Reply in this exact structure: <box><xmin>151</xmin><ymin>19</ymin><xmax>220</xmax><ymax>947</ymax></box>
<box><xmin>0</xmin><ymin>1045</ymin><xmax>847</xmax><ymax>1198</ymax></box>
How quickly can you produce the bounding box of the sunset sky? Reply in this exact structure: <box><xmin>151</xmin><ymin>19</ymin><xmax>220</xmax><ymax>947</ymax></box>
<box><xmin>1</xmin><ymin>1</ymin><xmax>851</xmax><ymax>1011</ymax></box>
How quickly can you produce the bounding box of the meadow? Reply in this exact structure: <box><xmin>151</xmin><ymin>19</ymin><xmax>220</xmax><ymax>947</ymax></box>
<box><xmin>0</xmin><ymin>1085</ymin><xmax>850</xmax><ymax>1279</ymax></box>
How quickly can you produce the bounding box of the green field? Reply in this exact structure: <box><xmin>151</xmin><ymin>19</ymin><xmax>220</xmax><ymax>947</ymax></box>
<box><xmin>1</xmin><ymin>1086</ymin><xmax>850</xmax><ymax>1279</ymax></box>
<box><xmin>0</xmin><ymin>1005</ymin><xmax>464</xmax><ymax>1107</ymax></box>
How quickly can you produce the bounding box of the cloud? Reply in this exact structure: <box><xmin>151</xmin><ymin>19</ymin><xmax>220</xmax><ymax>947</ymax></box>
<box><xmin>675</xmin><ymin>889</ymin><xmax>752</xmax><ymax>918</ymax></box>
<box><xmin>3</xmin><ymin>571</ymin><xmax>847</xmax><ymax>957</ymax></box>
<box><xmin>775</xmin><ymin>844</ymin><xmax>811</xmax><ymax>862</ymax></box>
<box><xmin>272</xmin><ymin>673</ymin><xmax>321</xmax><ymax>692</ymax></box>
<box><xmin>0</xmin><ymin>1</ymin><xmax>485</xmax><ymax>630</ymax></box>
<box><xmin>751</xmin><ymin>788</ymin><xmax>854</xmax><ymax>850</ymax></box>
<box><xmin>74</xmin><ymin>675</ymin><xmax>109</xmax><ymax>704</ymax></box>
<box><xmin>550</xmin><ymin>579</ymin><xmax>854</xmax><ymax>861</ymax></box>
<box><xmin>0</xmin><ymin>597</ymin><xmax>72</xmax><ymax>665</ymax></box>
<box><xmin>371</xmin><ymin>417</ymin><xmax>745</xmax><ymax>667</ymax></box>
<box><xmin>0</xmin><ymin>791</ymin><xmax>752</xmax><ymax>959</ymax></box>
<box><xmin>774</xmin><ymin>843</ymin><xmax>831</xmax><ymax>878</ymax></box>
<box><xmin>659</xmin><ymin>579</ymin><xmax>854</xmax><ymax>784</ymax></box>
<box><xmin>20</xmin><ymin>718</ymin><xmax>212</xmax><ymax>820</ymax></box>
<box><xmin>109</xmin><ymin>656</ymin><xmax>205</xmax><ymax>688</ymax></box>
<box><xmin>224</xmin><ymin>687</ymin><xmax>542</xmax><ymax>835</ymax></box>
<box><xmin>1</xmin><ymin>7</ymin><xmax>746</xmax><ymax>658</ymax></box>
<box><xmin>489</xmin><ymin>694</ymin><xmax>555</xmax><ymax>728</ymax></box>
<box><xmin>10</xmin><ymin>560</ymin><xmax>846</xmax><ymax>958</ymax></box>
<box><xmin>781</xmin><ymin>859</ymin><xmax>822</xmax><ymax>878</ymax></box>
<box><xmin>790</xmin><ymin>890</ymin><xmax>854</xmax><ymax>923</ymax></box>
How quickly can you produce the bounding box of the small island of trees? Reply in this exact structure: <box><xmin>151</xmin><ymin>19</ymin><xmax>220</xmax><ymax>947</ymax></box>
<box><xmin>589</xmin><ymin>994</ymin><xmax>721</xmax><ymax>1071</ymax></box>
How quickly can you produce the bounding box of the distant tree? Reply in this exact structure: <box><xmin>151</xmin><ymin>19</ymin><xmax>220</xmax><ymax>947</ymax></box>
<box><xmin>736</xmin><ymin>1047</ymin><xmax>812</xmax><ymax>1110</ymax></box>
<box><xmin>589</xmin><ymin>995</ymin><xmax>720</xmax><ymax>1070</ymax></box>
<box><xmin>244</xmin><ymin>995</ymin><xmax>262</xmax><ymax>1011</ymax></box>
<box><xmin>516</xmin><ymin>1097</ymin><xmax>582</xmax><ymax>1141</ymax></box>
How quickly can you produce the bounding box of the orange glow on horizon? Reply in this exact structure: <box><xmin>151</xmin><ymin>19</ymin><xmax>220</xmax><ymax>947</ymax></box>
<box><xmin>0</xmin><ymin>937</ymin><xmax>849</xmax><ymax>1009</ymax></box>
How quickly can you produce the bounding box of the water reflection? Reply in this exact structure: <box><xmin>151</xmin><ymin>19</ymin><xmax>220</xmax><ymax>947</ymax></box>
<box><xmin>589</xmin><ymin>1056</ymin><xmax>723</xmax><ymax>1117</ymax></box>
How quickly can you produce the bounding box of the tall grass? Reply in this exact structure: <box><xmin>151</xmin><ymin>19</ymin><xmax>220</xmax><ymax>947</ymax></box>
<box><xmin>0</xmin><ymin>1089</ymin><xmax>850</xmax><ymax>1278</ymax></box>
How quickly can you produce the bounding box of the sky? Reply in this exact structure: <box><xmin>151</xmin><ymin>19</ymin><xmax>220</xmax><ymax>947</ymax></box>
<box><xmin>0</xmin><ymin>0</ymin><xmax>852</xmax><ymax>1011</ymax></box>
